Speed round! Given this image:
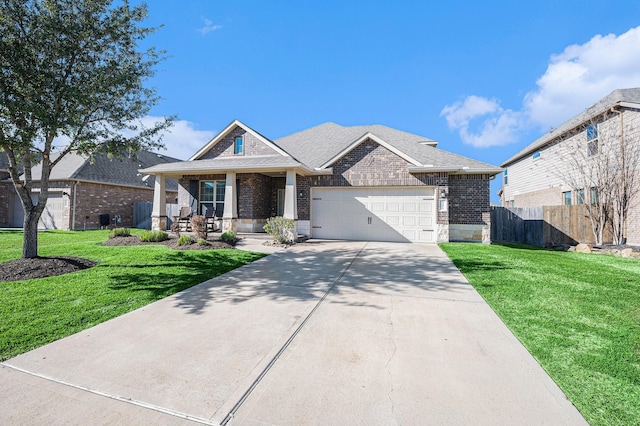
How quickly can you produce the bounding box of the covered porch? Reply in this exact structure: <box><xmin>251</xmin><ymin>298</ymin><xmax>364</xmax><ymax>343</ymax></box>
<box><xmin>140</xmin><ymin>157</ymin><xmax>329</xmax><ymax>237</ymax></box>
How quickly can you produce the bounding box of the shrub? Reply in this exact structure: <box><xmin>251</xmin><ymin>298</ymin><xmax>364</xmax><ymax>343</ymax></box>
<box><xmin>190</xmin><ymin>215</ymin><xmax>207</xmax><ymax>240</ymax></box>
<box><xmin>263</xmin><ymin>216</ymin><xmax>295</xmax><ymax>244</ymax></box>
<box><xmin>177</xmin><ymin>235</ymin><xmax>192</xmax><ymax>246</ymax></box>
<box><xmin>197</xmin><ymin>238</ymin><xmax>208</xmax><ymax>246</ymax></box>
<box><xmin>221</xmin><ymin>230</ymin><xmax>237</xmax><ymax>244</ymax></box>
<box><xmin>140</xmin><ymin>230</ymin><xmax>169</xmax><ymax>242</ymax></box>
<box><xmin>109</xmin><ymin>227</ymin><xmax>130</xmax><ymax>238</ymax></box>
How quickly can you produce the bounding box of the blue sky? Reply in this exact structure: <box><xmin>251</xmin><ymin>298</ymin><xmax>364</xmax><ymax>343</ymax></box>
<box><xmin>140</xmin><ymin>1</ymin><xmax>640</xmax><ymax>201</ymax></box>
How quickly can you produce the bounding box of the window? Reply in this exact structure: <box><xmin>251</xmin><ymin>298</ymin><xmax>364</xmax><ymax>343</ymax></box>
<box><xmin>586</xmin><ymin>124</ymin><xmax>598</xmax><ymax>156</ymax></box>
<box><xmin>503</xmin><ymin>168</ymin><xmax>508</xmax><ymax>185</ymax></box>
<box><xmin>590</xmin><ymin>187</ymin><xmax>599</xmax><ymax>204</ymax></box>
<box><xmin>577</xmin><ymin>189</ymin><xmax>585</xmax><ymax>205</ymax></box>
<box><xmin>234</xmin><ymin>136</ymin><xmax>243</xmax><ymax>155</ymax></box>
<box><xmin>439</xmin><ymin>199</ymin><xmax>448</xmax><ymax>212</ymax></box>
<box><xmin>532</xmin><ymin>151</ymin><xmax>541</xmax><ymax>160</ymax></box>
<box><xmin>563</xmin><ymin>191</ymin><xmax>572</xmax><ymax>205</ymax></box>
<box><xmin>199</xmin><ymin>180</ymin><xmax>226</xmax><ymax>218</ymax></box>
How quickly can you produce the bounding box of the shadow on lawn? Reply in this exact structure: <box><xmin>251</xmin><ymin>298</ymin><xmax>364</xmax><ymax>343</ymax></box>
<box><xmin>105</xmin><ymin>250</ymin><xmax>264</xmax><ymax>300</ymax></box>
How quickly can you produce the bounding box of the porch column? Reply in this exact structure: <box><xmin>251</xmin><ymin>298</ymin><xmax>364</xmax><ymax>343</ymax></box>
<box><xmin>151</xmin><ymin>173</ymin><xmax>167</xmax><ymax>230</ymax></box>
<box><xmin>284</xmin><ymin>169</ymin><xmax>298</xmax><ymax>237</ymax></box>
<box><xmin>222</xmin><ymin>171</ymin><xmax>237</xmax><ymax>232</ymax></box>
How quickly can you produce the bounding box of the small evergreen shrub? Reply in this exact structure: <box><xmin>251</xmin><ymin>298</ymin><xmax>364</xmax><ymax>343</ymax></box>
<box><xmin>221</xmin><ymin>230</ymin><xmax>237</xmax><ymax>244</ymax></box>
<box><xmin>140</xmin><ymin>230</ymin><xmax>169</xmax><ymax>242</ymax></box>
<box><xmin>109</xmin><ymin>227</ymin><xmax>130</xmax><ymax>238</ymax></box>
<box><xmin>190</xmin><ymin>215</ymin><xmax>207</xmax><ymax>240</ymax></box>
<box><xmin>197</xmin><ymin>238</ymin><xmax>208</xmax><ymax>246</ymax></box>
<box><xmin>177</xmin><ymin>235</ymin><xmax>193</xmax><ymax>246</ymax></box>
<box><xmin>263</xmin><ymin>216</ymin><xmax>295</xmax><ymax>244</ymax></box>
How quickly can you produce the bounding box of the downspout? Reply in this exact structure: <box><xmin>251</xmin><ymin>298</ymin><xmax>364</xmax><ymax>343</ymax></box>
<box><xmin>72</xmin><ymin>181</ymin><xmax>79</xmax><ymax>231</ymax></box>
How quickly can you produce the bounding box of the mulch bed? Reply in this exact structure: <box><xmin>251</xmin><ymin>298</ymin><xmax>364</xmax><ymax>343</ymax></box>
<box><xmin>0</xmin><ymin>257</ymin><xmax>96</xmax><ymax>282</ymax></box>
<box><xmin>101</xmin><ymin>235</ymin><xmax>235</xmax><ymax>250</ymax></box>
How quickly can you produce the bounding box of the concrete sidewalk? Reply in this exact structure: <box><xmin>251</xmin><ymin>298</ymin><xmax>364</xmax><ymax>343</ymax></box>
<box><xmin>0</xmin><ymin>241</ymin><xmax>587</xmax><ymax>425</ymax></box>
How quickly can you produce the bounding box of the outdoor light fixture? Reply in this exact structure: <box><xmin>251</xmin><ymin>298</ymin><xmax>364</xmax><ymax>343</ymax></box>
<box><xmin>440</xmin><ymin>189</ymin><xmax>447</xmax><ymax>198</ymax></box>
<box><xmin>299</xmin><ymin>190</ymin><xmax>304</xmax><ymax>197</ymax></box>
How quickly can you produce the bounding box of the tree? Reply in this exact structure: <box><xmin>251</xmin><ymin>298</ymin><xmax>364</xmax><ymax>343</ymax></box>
<box><xmin>0</xmin><ymin>0</ymin><xmax>172</xmax><ymax>258</ymax></box>
<box><xmin>561</xmin><ymin>109</ymin><xmax>640</xmax><ymax>245</ymax></box>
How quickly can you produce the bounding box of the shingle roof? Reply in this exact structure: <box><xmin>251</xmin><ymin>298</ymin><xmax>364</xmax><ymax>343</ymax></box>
<box><xmin>28</xmin><ymin>150</ymin><xmax>182</xmax><ymax>191</ymax></box>
<box><xmin>502</xmin><ymin>88</ymin><xmax>640</xmax><ymax>166</ymax></box>
<box><xmin>274</xmin><ymin>122</ymin><xmax>500</xmax><ymax>173</ymax></box>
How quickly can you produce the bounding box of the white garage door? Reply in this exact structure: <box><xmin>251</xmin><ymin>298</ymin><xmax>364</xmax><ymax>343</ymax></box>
<box><xmin>311</xmin><ymin>187</ymin><xmax>436</xmax><ymax>243</ymax></box>
<box><xmin>12</xmin><ymin>193</ymin><xmax>65</xmax><ymax>229</ymax></box>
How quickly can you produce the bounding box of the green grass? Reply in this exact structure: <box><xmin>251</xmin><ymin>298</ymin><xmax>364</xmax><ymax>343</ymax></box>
<box><xmin>440</xmin><ymin>243</ymin><xmax>640</xmax><ymax>426</ymax></box>
<box><xmin>0</xmin><ymin>229</ymin><xmax>265</xmax><ymax>361</ymax></box>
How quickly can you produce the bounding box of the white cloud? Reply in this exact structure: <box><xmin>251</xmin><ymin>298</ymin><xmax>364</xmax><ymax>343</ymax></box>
<box><xmin>198</xmin><ymin>18</ymin><xmax>222</xmax><ymax>35</ymax></box>
<box><xmin>442</xmin><ymin>26</ymin><xmax>640</xmax><ymax>147</ymax></box>
<box><xmin>525</xmin><ymin>26</ymin><xmax>640</xmax><ymax>128</ymax></box>
<box><xmin>137</xmin><ymin>116</ymin><xmax>216</xmax><ymax>160</ymax></box>
<box><xmin>440</xmin><ymin>96</ymin><xmax>523</xmax><ymax>147</ymax></box>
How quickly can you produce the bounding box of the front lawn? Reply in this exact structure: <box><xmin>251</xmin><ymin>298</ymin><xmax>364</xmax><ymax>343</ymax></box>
<box><xmin>440</xmin><ymin>243</ymin><xmax>640</xmax><ymax>426</ymax></box>
<box><xmin>0</xmin><ymin>229</ymin><xmax>265</xmax><ymax>361</ymax></box>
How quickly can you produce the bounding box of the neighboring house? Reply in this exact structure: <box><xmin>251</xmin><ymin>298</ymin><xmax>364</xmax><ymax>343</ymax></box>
<box><xmin>500</xmin><ymin>88</ymin><xmax>640</xmax><ymax>244</ymax></box>
<box><xmin>0</xmin><ymin>151</ymin><xmax>180</xmax><ymax>230</ymax></box>
<box><xmin>140</xmin><ymin>120</ymin><xmax>502</xmax><ymax>243</ymax></box>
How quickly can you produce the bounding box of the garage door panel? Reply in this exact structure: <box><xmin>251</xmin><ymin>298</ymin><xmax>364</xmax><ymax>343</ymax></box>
<box><xmin>311</xmin><ymin>187</ymin><xmax>436</xmax><ymax>243</ymax></box>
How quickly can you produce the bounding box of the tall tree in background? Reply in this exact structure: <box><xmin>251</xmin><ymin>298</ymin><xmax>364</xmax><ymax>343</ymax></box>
<box><xmin>0</xmin><ymin>0</ymin><xmax>172</xmax><ymax>258</ymax></box>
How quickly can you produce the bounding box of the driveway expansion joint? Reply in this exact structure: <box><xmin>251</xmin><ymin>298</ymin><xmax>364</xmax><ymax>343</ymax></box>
<box><xmin>1</xmin><ymin>363</ymin><xmax>219</xmax><ymax>425</ymax></box>
<box><xmin>219</xmin><ymin>242</ymin><xmax>369</xmax><ymax>425</ymax></box>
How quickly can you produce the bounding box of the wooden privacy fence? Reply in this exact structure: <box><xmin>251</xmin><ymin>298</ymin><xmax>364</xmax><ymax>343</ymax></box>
<box><xmin>491</xmin><ymin>205</ymin><xmax>611</xmax><ymax>247</ymax></box>
<box><xmin>133</xmin><ymin>202</ymin><xmax>179</xmax><ymax>230</ymax></box>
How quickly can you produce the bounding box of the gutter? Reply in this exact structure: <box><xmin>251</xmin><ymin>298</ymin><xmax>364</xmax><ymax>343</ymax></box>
<box><xmin>408</xmin><ymin>165</ymin><xmax>503</xmax><ymax>175</ymax></box>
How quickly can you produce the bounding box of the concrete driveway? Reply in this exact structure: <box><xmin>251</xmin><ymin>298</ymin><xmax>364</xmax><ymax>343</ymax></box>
<box><xmin>1</xmin><ymin>241</ymin><xmax>587</xmax><ymax>425</ymax></box>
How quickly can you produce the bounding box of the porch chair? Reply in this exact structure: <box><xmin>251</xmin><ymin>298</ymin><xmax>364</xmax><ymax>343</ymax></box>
<box><xmin>204</xmin><ymin>206</ymin><xmax>219</xmax><ymax>232</ymax></box>
<box><xmin>173</xmin><ymin>206</ymin><xmax>192</xmax><ymax>232</ymax></box>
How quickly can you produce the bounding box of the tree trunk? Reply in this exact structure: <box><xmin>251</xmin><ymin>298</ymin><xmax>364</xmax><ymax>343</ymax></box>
<box><xmin>22</xmin><ymin>208</ymin><xmax>40</xmax><ymax>258</ymax></box>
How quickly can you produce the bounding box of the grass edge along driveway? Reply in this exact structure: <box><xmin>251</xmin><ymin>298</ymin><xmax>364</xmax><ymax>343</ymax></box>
<box><xmin>0</xmin><ymin>230</ymin><xmax>265</xmax><ymax>361</ymax></box>
<box><xmin>440</xmin><ymin>242</ymin><xmax>640</xmax><ymax>426</ymax></box>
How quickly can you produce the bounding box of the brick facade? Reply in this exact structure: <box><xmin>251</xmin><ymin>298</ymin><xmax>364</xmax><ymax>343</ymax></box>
<box><xmin>0</xmin><ymin>181</ymin><xmax>12</xmax><ymax>226</ymax></box>
<box><xmin>199</xmin><ymin>127</ymin><xmax>279</xmax><ymax>159</ymax></box>
<box><xmin>448</xmin><ymin>174</ymin><xmax>491</xmax><ymax>225</ymax></box>
<box><xmin>175</xmin><ymin>138</ymin><xmax>492</xmax><ymax>240</ymax></box>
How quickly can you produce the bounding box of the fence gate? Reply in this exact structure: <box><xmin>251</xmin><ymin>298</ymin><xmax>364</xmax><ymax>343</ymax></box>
<box><xmin>133</xmin><ymin>202</ymin><xmax>179</xmax><ymax>230</ymax></box>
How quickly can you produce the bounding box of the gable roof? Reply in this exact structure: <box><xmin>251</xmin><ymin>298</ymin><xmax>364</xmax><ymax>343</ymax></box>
<box><xmin>27</xmin><ymin>150</ymin><xmax>182</xmax><ymax>191</ymax></box>
<box><xmin>274</xmin><ymin>122</ymin><xmax>500</xmax><ymax>173</ymax></box>
<box><xmin>502</xmin><ymin>88</ymin><xmax>640</xmax><ymax>167</ymax></box>
<box><xmin>189</xmin><ymin>119</ymin><xmax>290</xmax><ymax>161</ymax></box>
